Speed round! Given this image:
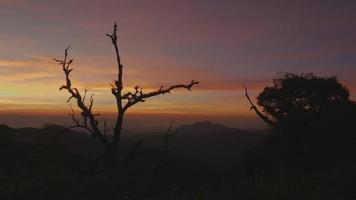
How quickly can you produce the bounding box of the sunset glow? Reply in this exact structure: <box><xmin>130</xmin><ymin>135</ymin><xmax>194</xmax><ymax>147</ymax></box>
<box><xmin>0</xmin><ymin>0</ymin><xmax>355</xmax><ymax>129</ymax></box>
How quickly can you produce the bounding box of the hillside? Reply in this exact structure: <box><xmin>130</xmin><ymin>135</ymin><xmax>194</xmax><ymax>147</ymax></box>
<box><xmin>126</xmin><ymin>121</ymin><xmax>267</xmax><ymax>168</ymax></box>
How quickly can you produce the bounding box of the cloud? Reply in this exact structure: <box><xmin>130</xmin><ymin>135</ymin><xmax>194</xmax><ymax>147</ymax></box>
<box><xmin>0</xmin><ymin>56</ymin><xmax>60</xmax><ymax>84</ymax></box>
<box><xmin>0</xmin><ymin>0</ymin><xmax>26</xmax><ymax>6</ymax></box>
<box><xmin>0</xmin><ymin>0</ymin><xmax>355</xmax><ymax>128</ymax></box>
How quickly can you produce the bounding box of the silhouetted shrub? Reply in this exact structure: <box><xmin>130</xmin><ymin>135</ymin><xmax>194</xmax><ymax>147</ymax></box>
<box><xmin>245</xmin><ymin>72</ymin><xmax>356</xmax><ymax>174</ymax></box>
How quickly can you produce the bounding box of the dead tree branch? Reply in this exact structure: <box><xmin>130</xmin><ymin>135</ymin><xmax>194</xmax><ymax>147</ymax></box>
<box><xmin>243</xmin><ymin>84</ymin><xmax>277</xmax><ymax>128</ymax></box>
<box><xmin>122</xmin><ymin>80</ymin><xmax>199</xmax><ymax>111</ymax></box>
<box><xmin>54</xmin><ymin>47</ymin><xmax>111</xmax><ymax>150</ymax></box>
<box><xmin>163</xmin><ymin>121</ymin><xmax>179</xmax><ymax>154</ymax></box>
<box><xmin>106</xmin><ymin>22</ymin><xmax>199</xmax><ymax>161</ymax></box>
<box><xmin>56</xmin><ymin>22</ymin><xmax>198</xmax><ymax>168</ymax></box>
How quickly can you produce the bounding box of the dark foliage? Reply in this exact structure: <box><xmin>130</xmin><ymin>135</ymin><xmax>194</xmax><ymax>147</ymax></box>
<box><xmin>243</xmin><ymin>73</ymin><xmax>356</xmax><ymax>199</ymax></box>
<box><xmin>0</xmin><ymin>123</ymin><xmax>265</xmax><ymax>199</ymax></box>
<box><xmin>257</xmin><ymin>73</ymin><xmax>351</xmax><ymax>126</ymax></box>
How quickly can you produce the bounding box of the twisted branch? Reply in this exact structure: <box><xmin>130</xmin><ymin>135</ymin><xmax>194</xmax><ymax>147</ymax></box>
<box><xmin>54</xmin><ymin>47</ymin><xmax>111</xmax><ymax>150</ymax></box>
<box><xmin>122</xmin><ymin>80</ymin><xmax>199</xmax><ymax>111</ymax></box>
<box><xmin>55</xmin><ymin>23</ymin><xmax>199</xmax><ymax>168</ymax></box>
<box><xmin>106</xmin><ymin>22</ymin><xmax>199</xmax><ymax>114</ymax></box>
<box><xmin>105</xmin><ymin>22</ymin><xmax>199</xmax><ymax>155</ymax></box>
<box><xmin>243</xmin><ymin>84</ymin><xmax>277</xmax><ymax>128</ymax></box>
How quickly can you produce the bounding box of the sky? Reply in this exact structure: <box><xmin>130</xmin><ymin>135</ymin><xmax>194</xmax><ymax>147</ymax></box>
<box><xmin>0</xmin><ymin>0</ymin><xmax>355</xmax><ymax>130</ymax></box>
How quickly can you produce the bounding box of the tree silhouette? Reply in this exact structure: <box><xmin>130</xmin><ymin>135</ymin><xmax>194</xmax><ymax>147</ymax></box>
<box><xmin>54</xmin><ymin>23</ymin><xmax>199</xmax><ymax>167</ymax></box>
<box><xmin>162</xmin><ymin>121</ymin><xmax>179</xmax><ymax>154</ymax></box>
<box><xmin>244</xmin><ymin>72</ymin><xmax>351</xmax><ymax>129</ymax></box>
<box><xmin>243</xmin><ymin>72</ymin><xmax>356</xmax><ymax>173</ymax></box>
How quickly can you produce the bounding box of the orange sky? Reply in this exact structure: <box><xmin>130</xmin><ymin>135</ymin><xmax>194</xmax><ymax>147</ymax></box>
<box><xmin>0</xmin><ymin>0</ymin><xmax>355</xmax><ymax>129</ymax></box>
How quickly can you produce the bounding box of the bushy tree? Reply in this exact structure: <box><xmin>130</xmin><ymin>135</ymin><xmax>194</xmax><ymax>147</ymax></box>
<box><xmin>244</xmin><ymin>72</ymin><xmax>356</xmax><ymax>172</ymax></box>
<box><xmin>245</xmin><ymin>73</ymin><xmax>353</xmax><ymax>129</ymax></box>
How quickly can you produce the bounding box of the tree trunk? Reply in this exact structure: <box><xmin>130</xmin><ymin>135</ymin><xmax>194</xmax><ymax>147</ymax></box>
<box><xmin>110</xmin><ymin>113</ymin><xmax>124</xmax><ymax>168</ymax></box>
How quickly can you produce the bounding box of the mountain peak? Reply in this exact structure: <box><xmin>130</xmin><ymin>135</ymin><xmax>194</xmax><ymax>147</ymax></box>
<box><xmin>191</xmin><ymin>120</ymin><xmax>214</xmax><ymax>126</ymax></box>
<box><xmin>178</xmin><ymin>121</ymin><xmax>234</xmax><ymax>134</ymax></box>
<box><xmin>0</xmin><ymin>124</ymin><xmax>13</xmax><ymax>133</ymax></box>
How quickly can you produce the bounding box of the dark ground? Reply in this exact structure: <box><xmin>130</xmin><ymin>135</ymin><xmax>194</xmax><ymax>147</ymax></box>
<box><xmin>0</xmin><ymin>122</ymin><xmax>355</xmax><ymax>200</ymax></box>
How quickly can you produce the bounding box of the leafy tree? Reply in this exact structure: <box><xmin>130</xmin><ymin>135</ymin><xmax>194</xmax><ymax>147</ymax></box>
<box><xmin>244</xmin><ymin>72</ymin><xmax>352</xmax><ymax>128</ymax></box>
<box><xmin>54</xmin><ymin>23</ymin><xmax>199</xmax><ymax>167</ymax></box>
<box><xmin>244</xmin><ymin>72</ymin><xmax>356</xmax><ymax>172</ymax></box>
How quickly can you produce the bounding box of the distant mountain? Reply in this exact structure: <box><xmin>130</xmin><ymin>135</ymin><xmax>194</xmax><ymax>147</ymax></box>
<box><xmin>0</xmin><ymin>124</ymin><xmax>107</xmax><ymax>161</ymax></box>
<box><xmin>178</xmin><ymin>121</ymin><xmax>237</xmax><ymax>134</ymax></box>
<box><xmin>138</xmin><ymin>121</ymin><xmax>268</xmax><ymax>168</ymax></box>
<box><xmin>0</xmin><ymin>124</ymin><xmax>12</xmax><ymax>133</ymax></box>
<box><xmin>0</xmin><ymin>124</ymin><xmax>13</xmax><ymax>144</ymax></box>
<box><xmin>0</xmin><ymin>122</ymin><xmax>268</xmax><ymax>169</ymax></box>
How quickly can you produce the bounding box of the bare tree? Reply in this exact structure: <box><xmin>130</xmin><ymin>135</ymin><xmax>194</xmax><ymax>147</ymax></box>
<box><xmin>162</xmin><ymin>121</ymin><xmax>179</xmax><ymax>154</ymax></box>
<box><xmin>54</xmin><ymin>23</ymin><xmax>199</xmax><ymax>167</ymax></box>
<box><xmin>243</xmin><ymin>84</ymin><xmax>277</xmax><ymax>128</ymax></box>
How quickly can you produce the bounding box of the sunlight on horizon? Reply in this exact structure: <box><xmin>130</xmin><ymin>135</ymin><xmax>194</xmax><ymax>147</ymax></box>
<box><xmin>0</xmin><ymin>0</ymin><xmax>355</xmax><ymax>128</ymax></box>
